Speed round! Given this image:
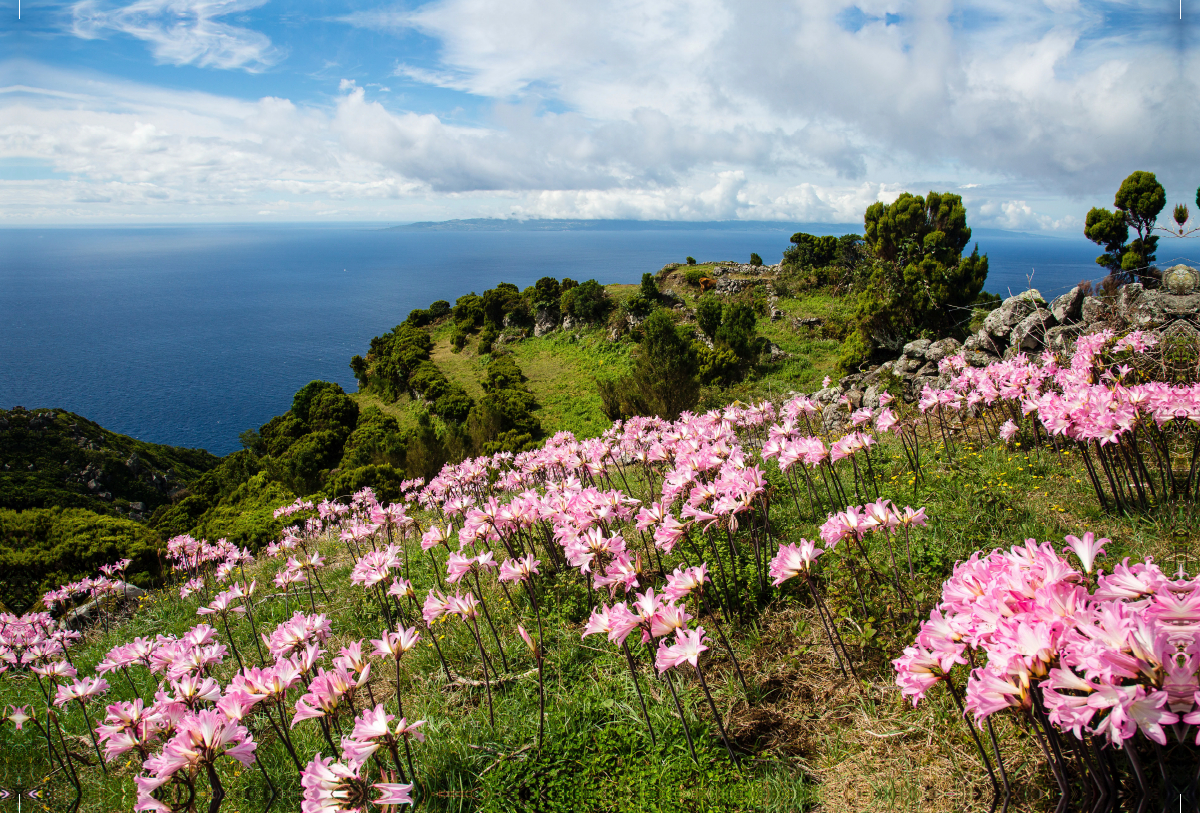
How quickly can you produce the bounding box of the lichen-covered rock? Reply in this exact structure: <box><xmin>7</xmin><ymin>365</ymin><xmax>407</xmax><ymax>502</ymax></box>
<box><xmin>1045</xmin><ymin>324</ymin><xmax>1084</xmax><ymax>355</ymax></box>
<box><xmin>534</xmin><ymin>307</ymin><xmax>559</xmax><ymax>337</ymax></box>
<box><xmin>1049</xmin><ymin>286</ymin><xmax>1085</xmax><ymax>324</ymax></box>
<box><xmin>982</xmin><ymin>292</ymin><xmax>1042</xmax><ymax>341</ymax></box>
<box><xmin>965</xmin><ymin>350</ymin><xmax>995</xmax><ymax>368</ymax></box>
<box><xmin>902</xmin><ymin>338</ymin><xmax>932</xmax><ymax>359</ymax></box>
<box><xmin>1081</xmin><ymin>296</ymin><xmax>1108</xmax><ymax>323</ymax></box>
<box><xmin>963</xmin><ymin>330</ymin><xmax>1004</xmax><ymax>356</ymax></box>
<box><xmin>1010</xmin><ymin>308</ymin><xmax>1057</xmax><ymax>352</ymax></box>
<box><xmin>821</xmin><ymin>402</ymin><xmax>848</xmax><ymax>433</ymax></box>
<box><xmin>925</xmin><ymin>338</ymin><xmax>962</xmax><ymax>363</ymax></box>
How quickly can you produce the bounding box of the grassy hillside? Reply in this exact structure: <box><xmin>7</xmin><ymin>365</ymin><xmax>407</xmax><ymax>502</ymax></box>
<box><xmin>8</xmin><ymin>396</ymin><xmax>1173</xmax><ymax>813</ymax></box>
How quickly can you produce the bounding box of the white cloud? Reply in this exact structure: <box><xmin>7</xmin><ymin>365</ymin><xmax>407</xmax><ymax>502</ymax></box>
<box><xmin>976</xmin><ymin>199</ymin><xmax>1080</xmax><ymax>232</ymax></box>
<box><xmin>10</xmin><ymin>0</ymin><xmax>1195</xmax><ymax>224</ymax></box>
<box><xmin>70</xmin><ymin>0</ymin><xmax>280</xmax><ymax>71</ymax></box>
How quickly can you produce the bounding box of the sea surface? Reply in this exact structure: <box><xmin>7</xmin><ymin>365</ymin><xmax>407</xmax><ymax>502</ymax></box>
<box><xmin>3</xmin><ymin>222</ymin><xmax>1189</xmax><ymax>455</ymax></box>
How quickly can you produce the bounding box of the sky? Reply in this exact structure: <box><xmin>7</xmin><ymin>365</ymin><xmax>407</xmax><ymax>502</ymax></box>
<box><xmin>1</xmin><ymin>0</ymin><xmax>1196</xmax><ymax>228</ymax></box>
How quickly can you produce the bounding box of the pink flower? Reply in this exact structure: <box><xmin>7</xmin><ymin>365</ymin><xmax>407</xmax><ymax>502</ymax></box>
<box><xmin>654</xmin><ymin>627</ymin><xmax>709</xmax><ymax>672</ymax></box>
<box><xmin>373</xmin><ymin>783</ymin><xmax>414</xmax><ymax>806</ymax></box>
<box><xmin>768</xmin><ymin>540</ymin><xmax>822</xmax><ymax>586</ymax></box>
<box><xmin>998</xmin><ymin>419</ymin><xmax>1019</xmax><ymax>443</ymax></box>
<box><xmin>372</xmin><ymin>626</ymin><xmax>421</xmax><ymax>659</ymax></box>
<box><xmin>53</xmin><ymin>676</ymin><xmax>109</xmax><ymax>707</ymax></box>
<box><xmin>5</xmin><ymin>705</ymin><xmax>29</xmax><ymax>731</ymax></box>
<box><xmin>1063</xmin><ymin>532</ymin><xmax>1108</xmax><ymax>574</ymax></box>
<box><xmin>498</xmin><ymin>554</ymin><xmax>541</xmax><ymax>584</ymax></box>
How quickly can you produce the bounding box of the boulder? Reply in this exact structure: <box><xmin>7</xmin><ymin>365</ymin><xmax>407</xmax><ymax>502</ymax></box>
<box><xmin>925</xmin><ymin>338</ymin><xmax>962</xmax><ymax>363</ymax></box>
<box><xmin>1081</xmin><ymin>296</ymin><xmax>1108</xmax><ymax>323</ymax></box>
<box><xmin>982</xmin><ymin>291</ymin><xmax>1043</xmax><ymax>342</ymax></box>
<box><xmin>533</xmin><ymin>307</ymin><xmax>559</xmax><ymax>337</ymax></box>
<box><xmin>1009</xmin><ymin>308</ymin><xmax>1057</xmax><ymax>352</ymax></box>
<box><xmin>1045</xmin><ymin>324</ymin><xmax>1084</xmax><ymax>355</ymax></box>
<box><xmin>813</xmin><ymin>386</ymin><xmax>841</xmax><ymax>405</ymax></box>
<box><xmin>965</xmin><ymin>350</ymin><xmax>995</xmax><ymax>368</ymax></box>
<box><xmin>963</xmin><ymin>330</ymin><xmax>1003</xmax><ymax>356</ymax></box>
<box><xmin>1113</xmin><ymin>283</ymin><xmax>1191</xmax><ymax>330</ymax></box>
<box><xmin>902</xmin><ymin>338</ymin><xmax>932</xmax><ymax>359</ymax></box>
<box><xmin>915</xmin><ymin>361</ymin><xmax>939</xmax><ymax>378</ymax></box>
<box><xmin>561</xmin><ymin>314</ymin><xmax>578</xmax><ymax>331</ymax></box>
<box><xmin>896</xmin><ymin>356</ymin><xmax>924</xmax><ymax>375</ymax></box>
<box><xmin>1049</xmin><ymin>286</ymin><xmax>1085</xmax><ymax>324</ymax></box>
<box><xmin>765</xmin><ymin>341</ymin><xmax>789</xmax><ymax>362</ymax></box>
<box><xmin>821</xmin><ymin>402</ymin><xmax>848</xmax><ymax>433</ymax></box>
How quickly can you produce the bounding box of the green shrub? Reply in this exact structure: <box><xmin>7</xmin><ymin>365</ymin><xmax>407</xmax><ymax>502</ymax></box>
<box><xmin>696</xmin><ymin>295</ymin><xmax>723</xmax><ymax>339</ymax></box>
<box><xmin>339</xmin><ymin>408</ymin><xmax>408</xmax><ymax>469</ymax></box>
<box><xmin>352</xmin><ymin>323</ymin><xmax>434</xmax><ymax>400</ymax></box>
<box><xmin>597</xmin><ymin>310</ymin><xmax>699</xmax><ymax>421</ymax></box>
<box><xmin>683</xmin><ymin>266</ymin><xmax>707</xmax><ymax>287</ymax></box>
<box><xmin>0</xmin><ymin>507</ymin><xmax>162</xmax><ymax>613</ymax></box>
<box><xmin>324</xmin><ymin>464</ymin><xmax>406</xmax><ymax>504</ymax></box>
<box><xmin>696</xmin><ymin>343</ymin><xmax>741</xmax><ymax>386</ymax></box>
<box><xmin>560</xmin><ymin>279</ymin><xmax>612</xmax><ymax>322</ymax></box>
<box><xmin>686</xmin><ymin>256</ymin><xmax>697</xmax><ymax>265</ymax></box>
<box><xmin>749</xmin><ymin>252</ymin><xmax>763</xmax><ymax>266</ymax></box>
<box><xmin>784</xmin><ymin>232</ymin><xmax>838</xmax><ymax>269</ymax></box>
<box><xmin>478</xmin><ymin>325</ymin><xmax>499</xmax><ymax>354</ymax></box>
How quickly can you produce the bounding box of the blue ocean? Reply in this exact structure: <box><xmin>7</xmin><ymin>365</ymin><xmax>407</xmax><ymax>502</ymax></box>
<box><xmin>2</xmin><ymin>222</ymin><xmax>1184</xmax><ymax>455</ymax></box>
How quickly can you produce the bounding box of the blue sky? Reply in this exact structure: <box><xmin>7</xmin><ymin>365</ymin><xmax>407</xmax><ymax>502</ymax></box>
<box><xmin>1</xmin><ymin>0</ymin><xmax>1195</xmax><ymax>226</ymax></box>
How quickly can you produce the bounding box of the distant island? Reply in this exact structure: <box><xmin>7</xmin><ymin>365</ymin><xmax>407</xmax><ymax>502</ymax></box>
<box><xmin>384</xmin><ymin>217</ymin><xmax>853</xmax><ymax>232</ymax></box>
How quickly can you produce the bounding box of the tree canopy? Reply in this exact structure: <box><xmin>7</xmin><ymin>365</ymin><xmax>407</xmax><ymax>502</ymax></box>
<box><xmin>1085</xmin><ymin>170</ymin><xmax>1166</xmax><ymax>280</ymax></box>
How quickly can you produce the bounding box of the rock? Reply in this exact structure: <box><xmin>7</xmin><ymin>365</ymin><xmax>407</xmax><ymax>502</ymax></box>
<box><xmin>1009</xmin><ymin>308</ymin><xmax>1057</xmax><ymax>352</ymax></box>
<box><xmin>915</xmin><ymin>361</ymin><xmax>939</xmax><ymax>378</ymax></box>
<box><xmin>1049</xmin><ymin>286</ymin><xmax>1085</xmax><ymax>324</ymax></box>
<box><xmin>533</xmin><ymin>307</ymin><xmax>559</xmax><ymax>337</ymax></box>
<box><xmin>862</xmin><ymin>385</ymin><xmax>883</xmax><ymax>410</ymax></box>
<box><xmin>925</xmin><ymin>338</ymin><xmax>962</xmax><ymax>363</ymax></box>
<box><xmin>87</xmin><ymin>479</ymin><xmax>101</xmax><ymax>491</ymax></box>
<box><xmin>896</xmin><ymin>356</ymin><xmax>924</xmax><ymax>375</ymax></box>
<box><xmin>130</xmin><ymin>501</ymin><xmax>145</xmax><ymax>512</ymax></box>
<box><xmin>963</xmin><ymin>330</ymin><xmax>1003</xmax><ymax>356</ymax></box>
<box><xmin>813</xmin><ymin>386</ymin><xmax>840</xmax><ymax>405</ymax></box>
<box><xmin>965</xmin><ymin>350</ymin><xmax>995</xmax><ymax>368</ymax></box>
<box><xmin>1081</xmin><ymin>296</ymin><xmax>1108</xmax><ymax>323</ymax></box>
<box><xmin>561</xmin><ymin>314</ymin><xmax>578</xmax><ymax>331</ymax></box>
<box><xmin>1045</xmin><ymin>324</ymin><xmax>1084</xmax><ymax>354</ymax></box>
<box><xmin>982</xmin><ymin>292</ymin><xmax>1043</xmax><ymax>342</ymax></box>
<box><xmin>902</xmin><ymin>339</ymin><xmax>932</xmax><ymax>359</ymax></box>
<box><xmin>765</xmin><ymin>341</ymin><xmax>789</xmax><ymax>362</ymax></box>
<box><xmin>911</xmin><ymin>375</ymin><xmax>939</xmax><ymax>397</ymax></box>
<box><xmin>770</xmin><ymin>309</ymin><xmax>783</xmax><ymax>321</ymax></box>
<box><xmin>821</xmin><ymin>402</ymin><xmax>848</xmax><ymax>433</ymax></box>
<box><xmin>1112</xmin><ymin>283</ymin><xmax>1193</xmax><ymax>330</ymax></box>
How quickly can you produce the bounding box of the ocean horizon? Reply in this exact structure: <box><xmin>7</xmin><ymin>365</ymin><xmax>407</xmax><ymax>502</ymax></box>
<box><xmin>4</xmin><ymin>221</ymin><xmax>1192</xmax><ymax>456</ymax></box>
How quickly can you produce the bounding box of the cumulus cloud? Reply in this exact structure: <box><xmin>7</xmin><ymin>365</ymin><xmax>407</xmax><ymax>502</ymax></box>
<box><xmin>70</xmin><ymin>0</ymin><xmax>281</xmax><ymax>71</ymax></box>
<box><xmin>10</xmin><ymin>0</ymin><xmax>1194</xmax><ymax>224</ymax></box>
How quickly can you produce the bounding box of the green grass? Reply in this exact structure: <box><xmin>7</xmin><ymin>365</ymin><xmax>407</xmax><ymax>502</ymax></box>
<box><xmin>349</xmin><ymin>391</ymin><xmax>420</xmax><ymax>431</ymax></box>
<box><xmin>507</xmin><ymin>330</ymin><xmax>632</xmax><ymax>439</ymax></box>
